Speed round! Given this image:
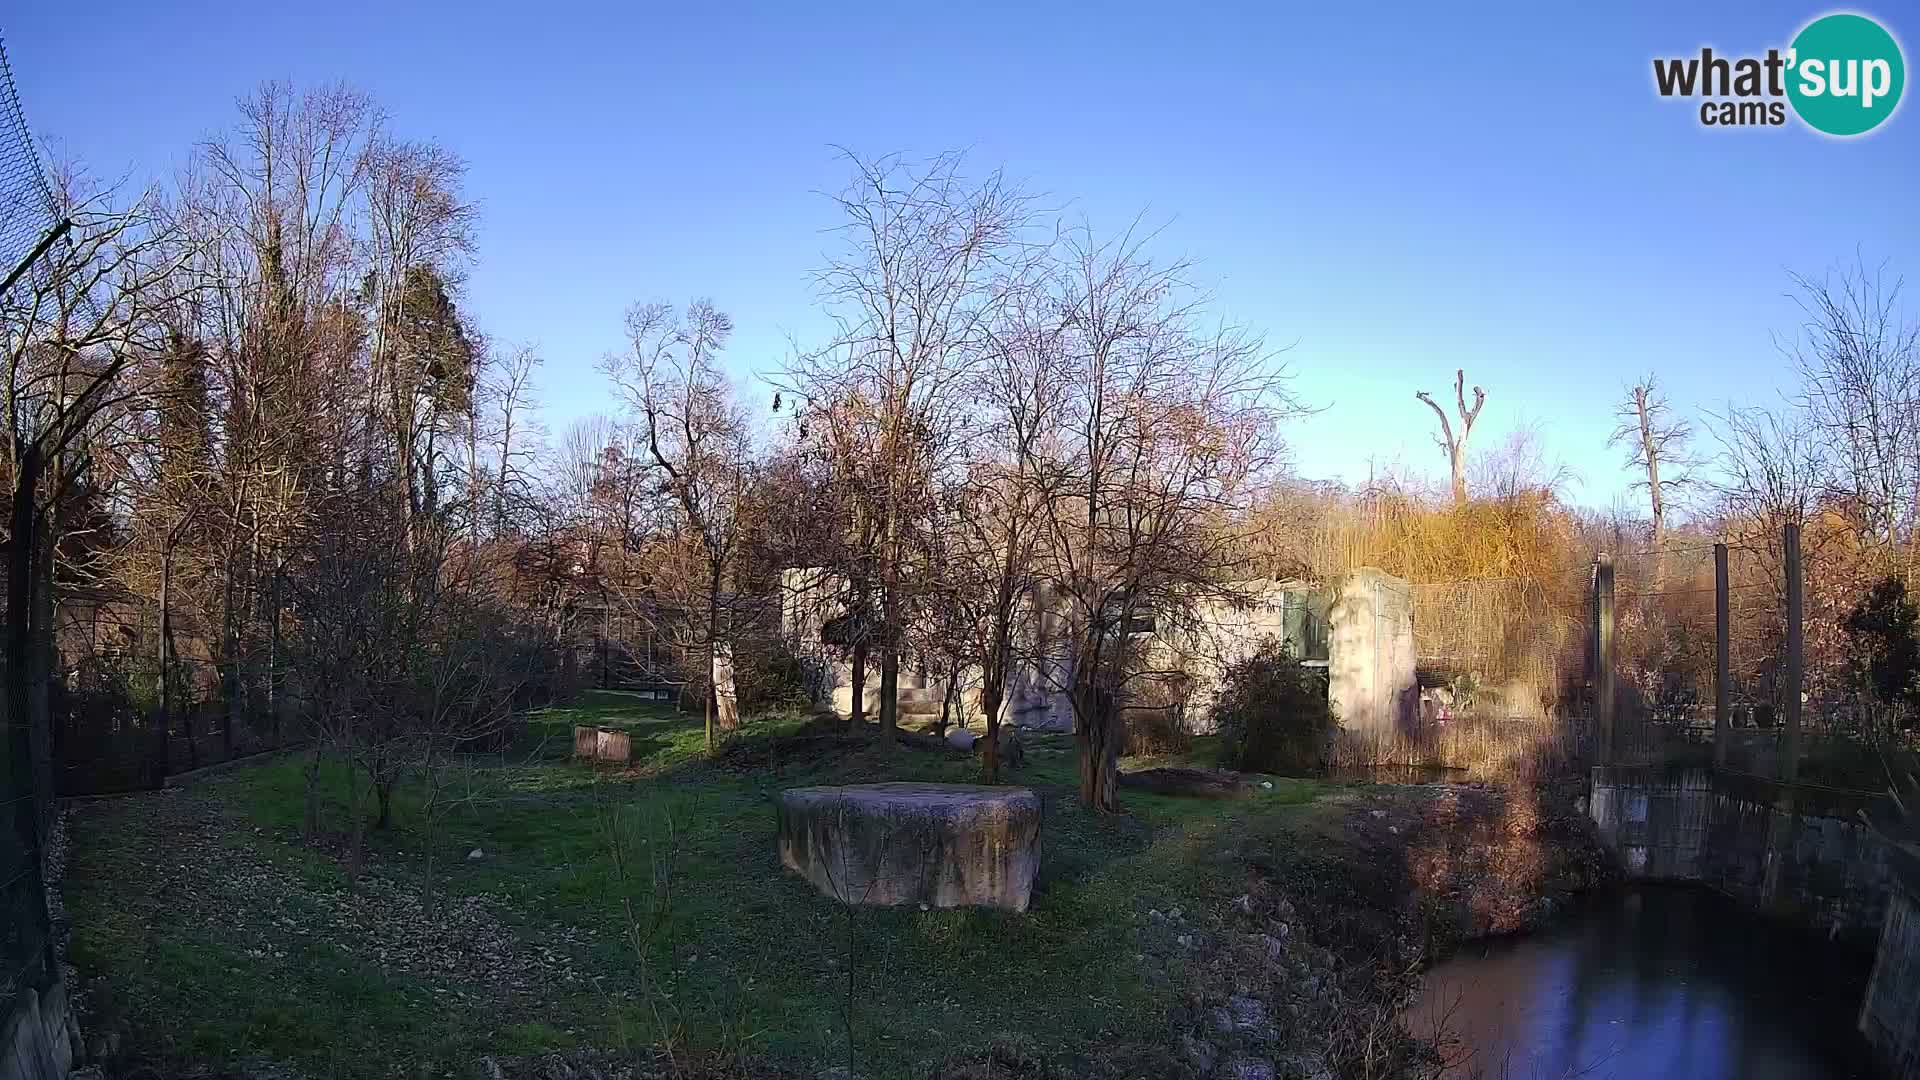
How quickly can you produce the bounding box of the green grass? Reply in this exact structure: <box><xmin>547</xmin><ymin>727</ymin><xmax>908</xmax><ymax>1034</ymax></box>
<box><xmin>66</xmin><ymin>692</ymin><xmax>1336</xmax><ymax>1079</ymax></box>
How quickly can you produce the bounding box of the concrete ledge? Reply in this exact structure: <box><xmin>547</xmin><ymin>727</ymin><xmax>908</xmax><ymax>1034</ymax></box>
<box><xmin>776</xmin><ymin>783</ymin><xmax>1040</xmax><ymax>912</ymax></box>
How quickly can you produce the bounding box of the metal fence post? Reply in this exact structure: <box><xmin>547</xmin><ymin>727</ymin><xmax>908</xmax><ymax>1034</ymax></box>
<box><xmin>1782</xmin><ymin>522</ymin><xmax>1803</xmax><ymax>784</ymax></box>
<box><xmin>1595</xmin><ymin>553</ymin><xmax>1615</xmax><ymax>767</ymax></box>
<box><xmin>1714</xmin><ymin>542</ymin><xmax>1730</xmax><ymax>769</ymax></box>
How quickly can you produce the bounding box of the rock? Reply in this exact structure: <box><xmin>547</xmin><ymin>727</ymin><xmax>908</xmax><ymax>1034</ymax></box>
<box><xmin>1182</xmin><ymin>1034</ymin><xmax>1219</xmax><ymax>1075</ymax></box>
<box><xmin>468</xmin><ymin>848</ymin><xmax>485</xmax><ymax>861</ymax></box>
<box><xmin>946</xmin><ymin>727</ymin><xmax>979</xmax><ymax>751</ymax></box>
<box><xmin>1218</xmin><ymin>1056</ymin><xmax>1276</xmax><ymax>1080</ymax></box>
<box><xmin>1226</xmin><ymin>993</ymin><xmax>1268</xmax><ymax>1030</ymax></box>
<box><xmin>1260</xmin><ymin>781</ymin><xmax>1274</xmax><ymax>790</ymax></box>
<box><xmin>1369</xmin><ymin>809</ymin><xmax>1386</xmax><ymax>819</ymax></box>
<box><xmin>776</xmin><ymin>783</ymin><xmax>1041</xmax><ymax>912</ymax></box>
<box><xmin>1251</xmin><ymin>933</ymin><xmax>1287</xmax><ymax>963</ymax></box>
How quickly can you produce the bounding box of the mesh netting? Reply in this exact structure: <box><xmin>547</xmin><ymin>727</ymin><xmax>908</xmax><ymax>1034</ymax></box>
<box><xmin>0</xmin><ymin>30</ymin><xmax>58</xmax><ymax>1018</ymax></box>
<box><xmin>0</xmin><ymin>38</ymin><xmax>58</xmax><ymax>292</ymax></box>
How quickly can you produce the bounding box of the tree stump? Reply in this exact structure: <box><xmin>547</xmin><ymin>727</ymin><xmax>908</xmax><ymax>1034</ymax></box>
<box><xmin>596</xmin><ymin>728</ymin><xmax>631</xmax><ymax>763</ymax></box>
<box><xmin>776</xmin><ymin>783</ymin><xmax>1041</xmax><ymax>912</ymax></box>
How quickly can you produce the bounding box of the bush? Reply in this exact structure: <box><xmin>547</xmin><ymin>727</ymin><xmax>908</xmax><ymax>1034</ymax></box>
<box><xmin>1846</xmin><ymin>576</ymin><xmax>1920</xmax><ymax>724</ymax></box>
<box><xmin>736</xmin><ymin>637</ymin><xmax>815</xmax><ymax>715</ymax></box>
<box><xmin>1122</xmin><ymin>673</ymin><xmax>1195</xmax><ymax>757</ymax></box>
<box><xmin>1212</xmin><ymin>638</ymin><xmax>1333</xmax><ymax>775</ymax></box>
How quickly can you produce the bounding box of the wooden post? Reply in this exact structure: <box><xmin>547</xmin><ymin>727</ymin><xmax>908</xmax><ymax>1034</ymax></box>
<box><xmin>1782</xmin><ymin>522</ymin><xmax>1803</xmax><ymax>784</ymax></box>
<box><xmin>1713</xmin><ymin>542</ymin><xmax>1730</xmax><ymax>769</ymax></box>
<box><xmin>1595</xmin><ymin>553</ymin><xmax>1615</xmax><ymax>766</ymax></box>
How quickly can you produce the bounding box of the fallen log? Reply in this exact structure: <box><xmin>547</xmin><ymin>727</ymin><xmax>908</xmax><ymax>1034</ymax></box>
<box><xmin>895</xmin><ymin>728</ymin><xmax>965</xmax><ymax>754</ymax></box>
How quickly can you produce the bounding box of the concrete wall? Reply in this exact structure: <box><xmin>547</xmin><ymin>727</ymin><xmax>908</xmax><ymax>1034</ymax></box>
<box><xmin>1862</xmin><ymin>861</ymin><xmax>1920</xmax><ymax>1080</ymax></box>
<box><xmin>1588</xmin><ymin>765</ymin><xmax>1895</xmax><ymax>939</ymax></box>
<box><xmin>1326</xmin><ymin>568</ymin><xmax>1417</xmax><ymax>756</ymax></box>
<box><xmin>778</xmin><ymin>568</ymin><xmax>1337</xmax><ymax>736</ymax></box>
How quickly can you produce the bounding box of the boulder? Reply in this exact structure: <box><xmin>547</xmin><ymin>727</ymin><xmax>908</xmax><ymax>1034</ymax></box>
<box><xmin>776</xmin><ymin>783</ymin><xmax>1041</xmax><ymax>912</ymax></box>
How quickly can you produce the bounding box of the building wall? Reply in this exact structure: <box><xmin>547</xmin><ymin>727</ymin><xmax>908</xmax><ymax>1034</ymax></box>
<box><xmin>779</xmin><ymin>568</ymin><xmax>1376</xmax><ymax>736</ymax></box>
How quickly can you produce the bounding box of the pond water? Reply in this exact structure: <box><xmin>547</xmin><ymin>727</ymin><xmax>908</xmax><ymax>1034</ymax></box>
<box><xmin>1408</xmin><ymin>886</ymin><xmax>1879</xmax><ymax>1079</ymax></box>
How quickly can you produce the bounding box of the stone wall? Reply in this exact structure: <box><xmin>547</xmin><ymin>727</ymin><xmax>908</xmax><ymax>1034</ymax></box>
<box><xmin>1588</xmin><ymin>765</ymin><xmax>1895</xmax><ymax>939</ymax></box>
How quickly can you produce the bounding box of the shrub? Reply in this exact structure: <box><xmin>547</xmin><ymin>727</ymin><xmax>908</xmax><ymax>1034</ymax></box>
<box><xmin>1212</xmin><ymin>637</ymin><xmax>1333</xmax><ymax>775</ymax></box>
<box><xmin>1845</xmin><ymin>576</ymin><xmax>1920</xmax><ymax>727</ymax></box>
<box><xmin>736</xmin><ymin>637</ymin><xmax>816</xmax><ymax>715</ymax></box>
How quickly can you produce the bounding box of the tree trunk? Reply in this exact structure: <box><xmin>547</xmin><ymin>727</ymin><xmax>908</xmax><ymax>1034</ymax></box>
<box><xmin>850</xmin><ymin>640</ymin><xmax>868</xmax><ymax>727</ymax></box>
<box><xmin>29</xmin><ymin>506</ymin><xmax>54</xmax><ymax>824</ymax></box>
<box><xmin>7</xmin><ymin>446</ymin><xmax>44</xmax><ymax>842</ymax></box>
<box><xmin>980</xmin><ymin>682</ymin><xmax>1003</xmax><ymax>784</ymax></box>
<box><xmin>303</xmin><ymin>744</ymin><xmax>323</xmax><ymax>841</ymax></box>
<box><xmin>160</xmin><ymin>547</ymin><xmax>187</xmax><ymax>772</ymax></box>
<box><xmin>376</xmin><ymin>779</ymin><xmax>395</xmax><ymax>830</ymax></box>
<box><xmin>1075</xmin><ymin>683</ymin><xmax>1121</xmax><ymax>812</ymax></box>
<box><xmin>878</xmin><ymin>583</ymin><xmax>899</xmax><ymax>747</ymax></box>
<box><xmin>937</xmin><ymin>672</ymin><xmax>957</xmax><ymax>736</ymax></box>
<box><xmin>267</xmin><ymin>558</ymin><xmax>282</xmax><ymax>741</ymax></box>
<box><xmin>1449</xmin><ymin>442</ymin><xmax>1468</xmax><ymax>506</ymax></box>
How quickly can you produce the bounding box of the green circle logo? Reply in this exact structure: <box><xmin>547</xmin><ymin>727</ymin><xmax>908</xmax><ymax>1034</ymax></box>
<box><xmin>1787</xmin><ymin>13</ymin><xmax>1905</xmax><ymax>136</ymax></box>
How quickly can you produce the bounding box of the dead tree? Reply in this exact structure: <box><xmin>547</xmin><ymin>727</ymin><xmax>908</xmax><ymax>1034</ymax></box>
<box><xmin>1416</xmin><ymin>369</ymin><xmax>1486</xmax><ymax>505</ymax></box>
<box><xmin>1609</xmin><ymin>377</ymin><xmax>1694</xmax><ymax>545</ymax></box>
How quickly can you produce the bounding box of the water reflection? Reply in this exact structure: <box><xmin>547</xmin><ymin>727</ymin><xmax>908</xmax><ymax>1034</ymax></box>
<box><xmin>1408</xmin><ymin>886</ymin><xmax>1876</xmax><ymax>1079</ymax></box>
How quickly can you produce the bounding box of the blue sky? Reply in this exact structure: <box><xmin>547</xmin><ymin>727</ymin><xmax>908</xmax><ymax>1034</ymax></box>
<box><xmin>6</xmin><ymin>1</ymin><xmax>1916</xmax><ymax>508</ymax></box>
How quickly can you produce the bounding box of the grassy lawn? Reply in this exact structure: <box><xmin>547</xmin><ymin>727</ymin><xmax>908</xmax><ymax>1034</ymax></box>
<box><xmin>66</xmin><ymin>691</ymin><xmax>1332</xmax><ymax>1079</ymax></box>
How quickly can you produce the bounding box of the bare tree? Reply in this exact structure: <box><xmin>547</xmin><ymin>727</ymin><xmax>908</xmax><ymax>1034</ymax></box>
<box><xmin>1416</xmin><ymin>369</ymin><xmax>1485</xmax><ymax>505</ymax></box>
<box><xmin>1033</xmin><ymin>224</ymin><xmax>1299</xmax><ymax>811</ymax></box>
<box><xmin>787</xmin><ymin>151</ymin><xmax>1040</xmax><ymax>745</ymax></box>
<box><xmin>2</xmin><ymin>177</ymin><xmax>191</xmax><ymax>829</ymax></box>
<box><xmin>1609</xmin><ymin>377</ymin><xmax>1694</xmax><ymax>545</ymax></box>
<box><xmin>602</xmin><ymin>300</ymin><xmax>756</xmax><ymax>751</ymax></box>
<box><xmin>1782</xmin><ymin>260</ymin><xmax>1920</xmax><ymax>549</ymax></box>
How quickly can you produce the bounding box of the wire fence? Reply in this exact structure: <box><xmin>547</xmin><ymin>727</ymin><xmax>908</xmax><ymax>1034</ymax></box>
<box><xmin>1379</xmin><ymin>529</ymin><xmax>1902</xmax><ymax>791</ymax></box>
<box><xmin>0</xmin><ymin>30</ymin><xmax>61</xmax><ymax>1032</ymax></box>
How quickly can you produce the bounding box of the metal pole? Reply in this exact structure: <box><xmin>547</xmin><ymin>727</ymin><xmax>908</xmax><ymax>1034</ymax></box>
<box><xmin>1713</xmin><ymin>543</ymin><xmax>1730</xmax><ymax>769</ymax></box>
<box><xmin>1596</xmin><ymin>553</ymin><xmax>1615</xmax><ymax>766</ymax></box>
<box><xmin>1782</xmin><ymin>522</ymin><xmax>1803</xmax><ymax>784</ymax></box>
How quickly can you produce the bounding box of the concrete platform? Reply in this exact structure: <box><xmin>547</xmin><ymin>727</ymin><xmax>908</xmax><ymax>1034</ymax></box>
<box><xmin>776</xmin><ymin>782</ymin><xmax>1041</xmax><ymax>912</ymax></box>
